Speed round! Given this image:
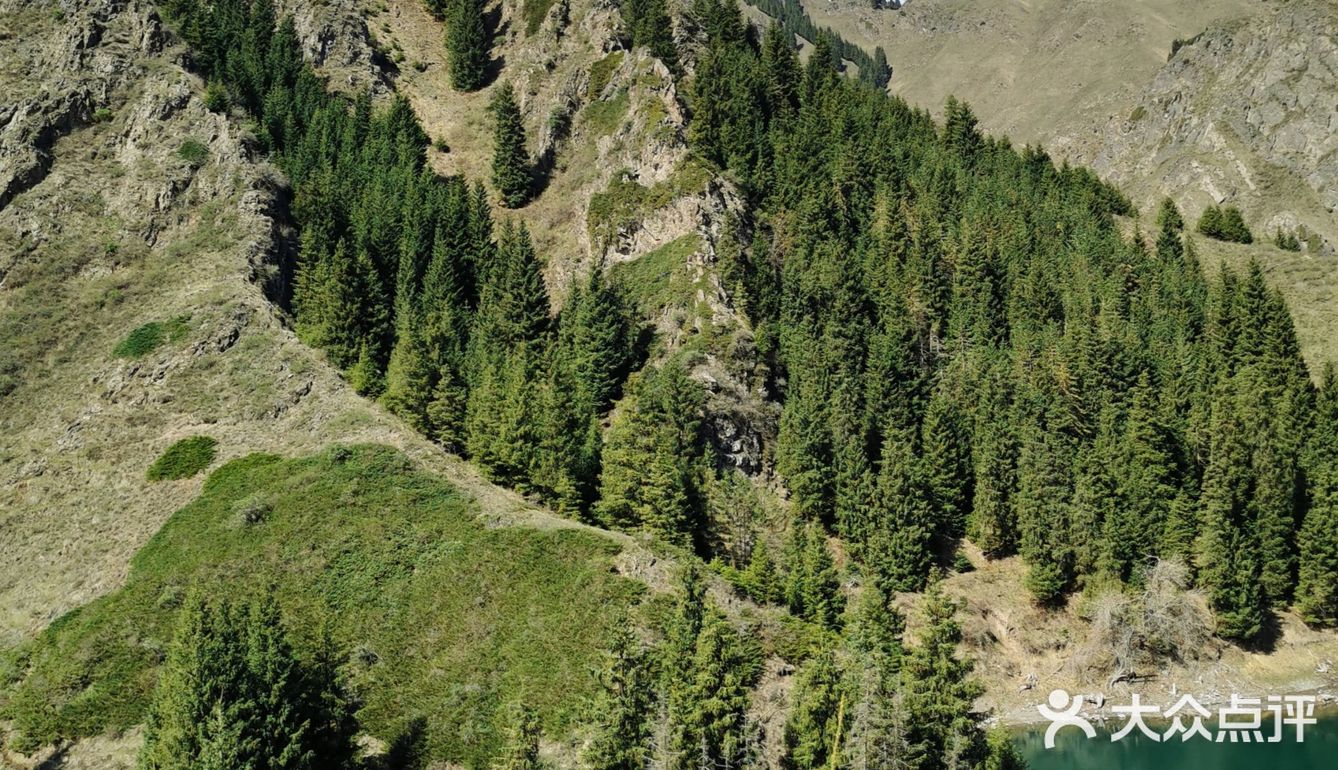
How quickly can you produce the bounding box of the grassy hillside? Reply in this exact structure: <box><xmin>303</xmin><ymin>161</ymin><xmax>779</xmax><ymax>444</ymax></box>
<box><xmin>801</xmin><ymin>0</ymin><xmax>1260</xmax><ymax>148</ymax></box>
<box><xmin>0</xmin><ymin>445</ymin><xmax>641</xmax><ymax>766</ymax></box>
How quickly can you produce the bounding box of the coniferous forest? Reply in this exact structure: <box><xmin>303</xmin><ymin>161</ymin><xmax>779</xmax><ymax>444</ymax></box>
<box><xmin>40</xmin><ymin>0</ymin><xmax>1338</xmax><ymax>766</ymax></box>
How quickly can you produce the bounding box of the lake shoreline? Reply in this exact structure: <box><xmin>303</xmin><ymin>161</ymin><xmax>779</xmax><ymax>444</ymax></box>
<box><xmin>990</xmin><ymin>684</ymin><xmax>1338</xmax><ymax>729</ymax></box>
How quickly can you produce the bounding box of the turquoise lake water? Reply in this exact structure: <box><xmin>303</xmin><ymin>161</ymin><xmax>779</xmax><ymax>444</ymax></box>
<box><xmin>1016</xmin><ymin>711</ymin><xmax>1338</xmax><ymax>769</ymax></box>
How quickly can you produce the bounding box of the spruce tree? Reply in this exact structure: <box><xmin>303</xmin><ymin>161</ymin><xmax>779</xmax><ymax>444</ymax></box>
<box><xmin>140</xmin><ymin>595</ymin><xmax>357</xmax><ymax>770</ymax></box>
<box><xmin>585</xmin><ymin>618</ymin><xmax>652</xmax><ymax>770</ymax></box>
<box><xmin>801</xmin><ymin>526</ymin><xmax>844</xmax><ymax>630</ymax></box>
<box><xmin>871</xmin><ymin>427</ymin><xmax>934</xmax><ymax>592</ymax></box>
<box><xmin>381</xmin><ymin>320</ymin><xmax>436</xmax><ymax>432</ymax></box>
<box><xmin>899</xmin><ymin>584</ymin><xmax>984</xmax><ymax>770</ymax></box>
<box><xmin>595</xmin><ymin>363</ymin><xmax>708</xmax><ymax>548</ymax></box>
<box><xmin>490</xmin><ymin>83</ymin><xmax>531</xmax><ymax>208</ymax></box>
<box><xmin>921</xmin><ymin>391</ymin><xmax>973</xmax><ymax>540</ymax></box>
<box><xmin>1297</xmin><ymin>474</ymin><xmax>1338</xmax><ymax>627</ymax></box>
<box><xmin>1198</xmin><ymin>392</ymin><xmax>1266</xmax><ymax>643</ymax></box>
<box><xmin>446</xmin><ymin>0</ymin><xmax>489</xmax><ymax>91</ymax></box>
<box><xmin>781</xmin><ymin>650</ymin><xmax>842</xmax><ymax>770</ymax></box>
<box><xmin>675</xmin><ymin>614</ymin><xmax>761</xmax><ymax>770</ymax></box>
<box><xmin>495</xmin><ymin>704</ymin><xmax>542</xmax><ymax>770</ymax></box>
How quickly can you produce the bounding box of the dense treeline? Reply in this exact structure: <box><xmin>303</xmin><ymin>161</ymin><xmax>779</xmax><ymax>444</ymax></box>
<box><xmin>127</xmin><ymin>0</ymin><xmax>1338</xmax><ymax>765</ymax></box>
<box><xmin>167</xmin><ymin>0</ymin><xmax>641</xmax><ymax>518</ymax></box>
<box><xmin>170</xmin><ymin>0</ymin><xmax>1338</xmax><ymax>646</ymax></box>
<box><xmin>746</xmin><ymin>0</ymin><xmax>890</xmax><ymax>87</ymax></box>
<box><xmin>141</xmin><ymin>594</ymin><xmax>358</xmax><ymax>770</ymax></box>
<box><xmin>686</xmin><ymin>6</ymin><xmax>1338</xmax><ymax>642</ymax></box>
<box><xmin>580</xmin><ymin>567</ymin><xmax>1024</xmax><ymax>770</ymax></box>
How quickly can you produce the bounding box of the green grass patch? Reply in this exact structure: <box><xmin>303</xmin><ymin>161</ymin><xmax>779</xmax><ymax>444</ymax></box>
<box><xmin>610</xmin><ymin>234</ymin><xmax>702</xmax><ymax>313</ymax></box>
<box><xmin>2</xmin><ymin>445</ymin><xmax>640</xmax><ymax>765</ymax></box>
<box><xmin>177</xmin><ymin>138</ymin><xmax>209</xmax><ymax>168</ymax></box>
<box><xmin>587</xmin><ymin>159</ymin><xmax>715</xmax><ymax>252</ymax></box>
<box><xmin>146</xmin><ymin>436</ymin><xmax>218</xmax><ymax>481</ymax></box>
<box><xmin>521</xmin><ymin>0</ymin><xmax>555</xmax><ymax>34</ymax></box>
<box><xmin>112</xmin><ymin>317</ymin><xmax>189</xmax><ymax>358</ymax></box>
<box><xmin>582</xmin><ymin>89</ymin><xmax>630</xmax><ymax>137</ymax></box>
<box><xmin>587</xmin><ymin>51</ymin><xmax>624</xmax><ymax>100</ymax></box>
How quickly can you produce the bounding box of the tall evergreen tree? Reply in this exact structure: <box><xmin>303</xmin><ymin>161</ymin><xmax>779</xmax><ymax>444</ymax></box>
<box><xmin>495</xmin><ymin>704</ymin><xmax>542</xmax><ymax>770</ymax></box>
<box><xmin>781</xmin><ymin>650</ymin><xmax>842</xmax><ymax>770</ymax></box>
<box><xmin>585</xmin><ymin>619</ymin><xmax>653</xmax><ymax>770</ymax></box>
<box><xmin>140</xmin><ymin>595</ymin><xmax>357</xmax><ymax>770</ymax></box>
<box><xmin>899</xmin><ymin>583</ymin><xmax>984</xmax><ymax>770</ymax></box>
<box><xmin>490</xmin><ymin>83</ymin><xmax>531</xmax><ymax>208</ymax></box>
<box><xmin>445</xmin><ymin>0</ymin><xmax>489</xmax><ymax>91</ymax></box>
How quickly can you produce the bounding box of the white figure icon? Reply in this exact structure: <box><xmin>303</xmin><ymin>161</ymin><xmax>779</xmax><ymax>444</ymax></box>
<box><xmin>1038</xmin><ymin>689</ymin><xmax>1097</xmax><ymax>749</ymax></box>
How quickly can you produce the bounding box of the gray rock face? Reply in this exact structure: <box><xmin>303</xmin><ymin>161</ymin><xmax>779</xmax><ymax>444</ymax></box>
<box><xmin>0</xmin><ymin>0</ymin><xmax>164</xmax><ymax>211</ymax></box>
<box><xmin>1081</xmin><ymin>0</ymin><xmax>1338</xmax><ymax>247</ymax></box>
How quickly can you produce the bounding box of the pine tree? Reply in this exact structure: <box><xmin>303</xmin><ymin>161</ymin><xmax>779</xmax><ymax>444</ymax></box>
<box><xmin>743</xmin><ymin>538</ymin><xmax>780</xmax><ymax>603</ymax></box>
<box><xmin>1015</xmin><ymin>421</ymin><xmax>1074</xmax><ymax>604</ymax></box>
<box><xmin>675</xmin><ymin>614</ymin><xmax>761</xmax><ymax>770</ymax></box>
<box><xmin>781</xmin><ymin>650</ymin><xmax>842</xmax><ymax>770</ymax></box>
<box><xmin>446</xmin><ymin>0</ymin><xmax>489</xmax><ymax>91</ymax></box>
<box><xmin>899</xmin><ymin>583</ymin><xmax>984</xmax><ymax>770</ymax></box>
<box><xmin>490</xmin><ymin>83</ymin><xmax>530</xmax><ymax>208</ymax></box>
<box><xmin>801</xmin><ymin>526</ymin><xmax>844</xmax><ymax>629</ymax></box>
<box><xmin>777</xmin><ymin>369</ymin><xmax>834</xmax><ymax>523</ymax></box>
<box><xmin>495</xmin><ymin>704</ymin><xmax>542</xmax><ymax>770</ymax></box>
<box><xmin>475</xmin><ymin>220</ymin><xmax>550</xmax><ymax>346</ymax></box>
<box><xmin>556</xmin><ymin>268</ymin><xmax>636</xmax><ymax>413</ymax></box>
<box><xmin>760</xmin><ymin>21</ymin><xmax>800</xmax><ymax>114</ymax></box>
<box><xmin>1197</xmin><ymin>392</ymin><xmax>1266</xmax><ymax>643</ymax></box>
<box><xmin>585</xmin><ymin>619</ymin><xmax>652</xmax><ymax>770</ymax></box>
<box><xmin>921</xmin><ymin>391</ymin><xmax>973</xmax><ymax>540</ymax></box>
<box><xmin>140</xmin><ymin>595</ymin><xmax>357</xmax><ymax>770</ymax></box>
<box><xmin>1155</xmin><ymin>198</ymin><xmax>1184</xmax><ymax>232</ymax></box>
<box><xmin>381</xmin><ymin>320</ymin><xmax>436</xmax><ymax>432</ymax></box>
<box><xmin>871</xmin><ymin>427</ymin><xmax>934</xmax><ymax>592</ymax></box>
<box><xmin>626</xmin><ymin>0</ymin><xmax>678</xmax><ymax>72</ymax></box>
<box><xmin>1104</xmin><ymin>372</ymin><xmax>1178</xmax><ymax>582</ymax></box>
<box><xmin>982</xmin><ymin>728</ymin><xmax>1027</xmax><ymax>770</ymax></box>
<box><xmin>595</xmin><ymin>363</ymin><xmax>708</xmax><ymax>549</ymax></box>
<box><xmin>1297</xmin><ymin>366</ymin><xmax>1338</xmax><ymax>624</ymax></box>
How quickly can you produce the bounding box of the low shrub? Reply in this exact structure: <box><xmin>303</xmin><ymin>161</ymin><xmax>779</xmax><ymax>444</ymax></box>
<box><xmin>146</xmin><ymin>436</ymin><xmax>218</xmax><ymax>481</ymax></box>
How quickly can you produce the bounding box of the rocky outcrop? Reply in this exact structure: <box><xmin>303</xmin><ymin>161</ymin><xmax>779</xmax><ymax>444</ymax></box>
<box><xmin>1080</xmin><ymin>0</ymin><xmax>1338</xmax><ymax>249</ymax></box>
<box><xmin>0</xmin><ymin>0</ymin><xmax>164</xmax><ymax>211</ymax></box>
<box><xmin>282</xmin><ymin>0</ymin><xmax>392</xmax><ymax>94</ymax></box>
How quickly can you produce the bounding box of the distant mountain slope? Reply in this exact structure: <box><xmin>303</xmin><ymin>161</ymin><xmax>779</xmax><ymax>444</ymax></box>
<box><xmin>1071</xmin><ymin>0</ymin><xmax>1338</xmax><ymax>365</ymax></box>
<box><xmin>795</xmin><ymin>0</ymin><xmax>1261</xmax><ymax>148</ymax></box>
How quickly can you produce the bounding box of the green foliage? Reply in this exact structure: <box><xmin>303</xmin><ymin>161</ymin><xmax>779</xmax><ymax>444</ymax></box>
<box><xmin>5</xmin><ymin>447</ymin><xmax>640</xmax><ymax>764</ymax></box>
<box><xmin>138</xmin><ymin>594</ymin><xmax>358</xmax><ymax>770</ymax></box>
<box><xmin>587</xmin><ymin>52</ymin><xmax>624</xmax><ymax>99</ymax></box>
<box><xmin>494</xmin><ymin>704</ymin><xmax>542</xmax><ymax>770</ymax></box>
<box><xmin>445</xmin><ymin>0</ymin><xmax>489</xmax><ymax>90</ymax></box>
<box><xmin>521</xmin><ymin>0</ymin><xmax>556</xmax><ymax>34</ymax></box>
<box><xmin>583</xmin><ymin>618</ymin><xmax>652</xmax><ymax>770</ymax></box>
<box><xmin>746</xmin><ymin>0</ymin><xmax>889</xmax><ymax>87</ymax></box>
<box><xmin>146</xmin><ymin>436</ymin><xmax>218</xmax><ymax>481</ymax></box>
<box><xmin>113</xmin><ymin>317</ymin><xmax>189</xmax><ymax>358</ymax></box>
<box><xmin>781</xmin><ymin>649</ymin><xmax>842</xmax><ymax>770</ymax></box>
<box><xmin>491</xmin><ymin>83</ymin><xmax>531</xmax><ymax>208</ymax></box>
<box><xmin>1274</xmin><ymin>227</ymin><xmax>1302</xmax><ymax>252</ymax></box>
<box><xmin>587</xmin><ymin>162</ymin><xmax>713</xmax><ymax>255</ymax></box>
<box><xmin>621</xmin><ymin>0</ymin><xmax>678</xmax><ymax>72</ymax></box>
<box><xmin>177</xmin><ymin>138</ymin><xmax>209</xmax><ymax>168</ymax></box>
<box><xmin>204</xmin><ymin>81</ymin><xmax>230</xmax><ymax>113</ymax></box>
<box><xmin>583</xmin><ymin>89</ymin><xmax>630</xmax><ymax>136</ymax></box>
<box><xmin>1198</xmin><ymin>204</ymin><xmax>1253</xmax><ymax>243</ymax></box>
<box><xmin>899</xmin><ymin>583</ymin><xmax>985</xmax><ymax>770</ymax></box>
<box><xmin>595</xmin><ymin>362</ymin><xmax>710</xmax><ymax>550</ymax></box>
